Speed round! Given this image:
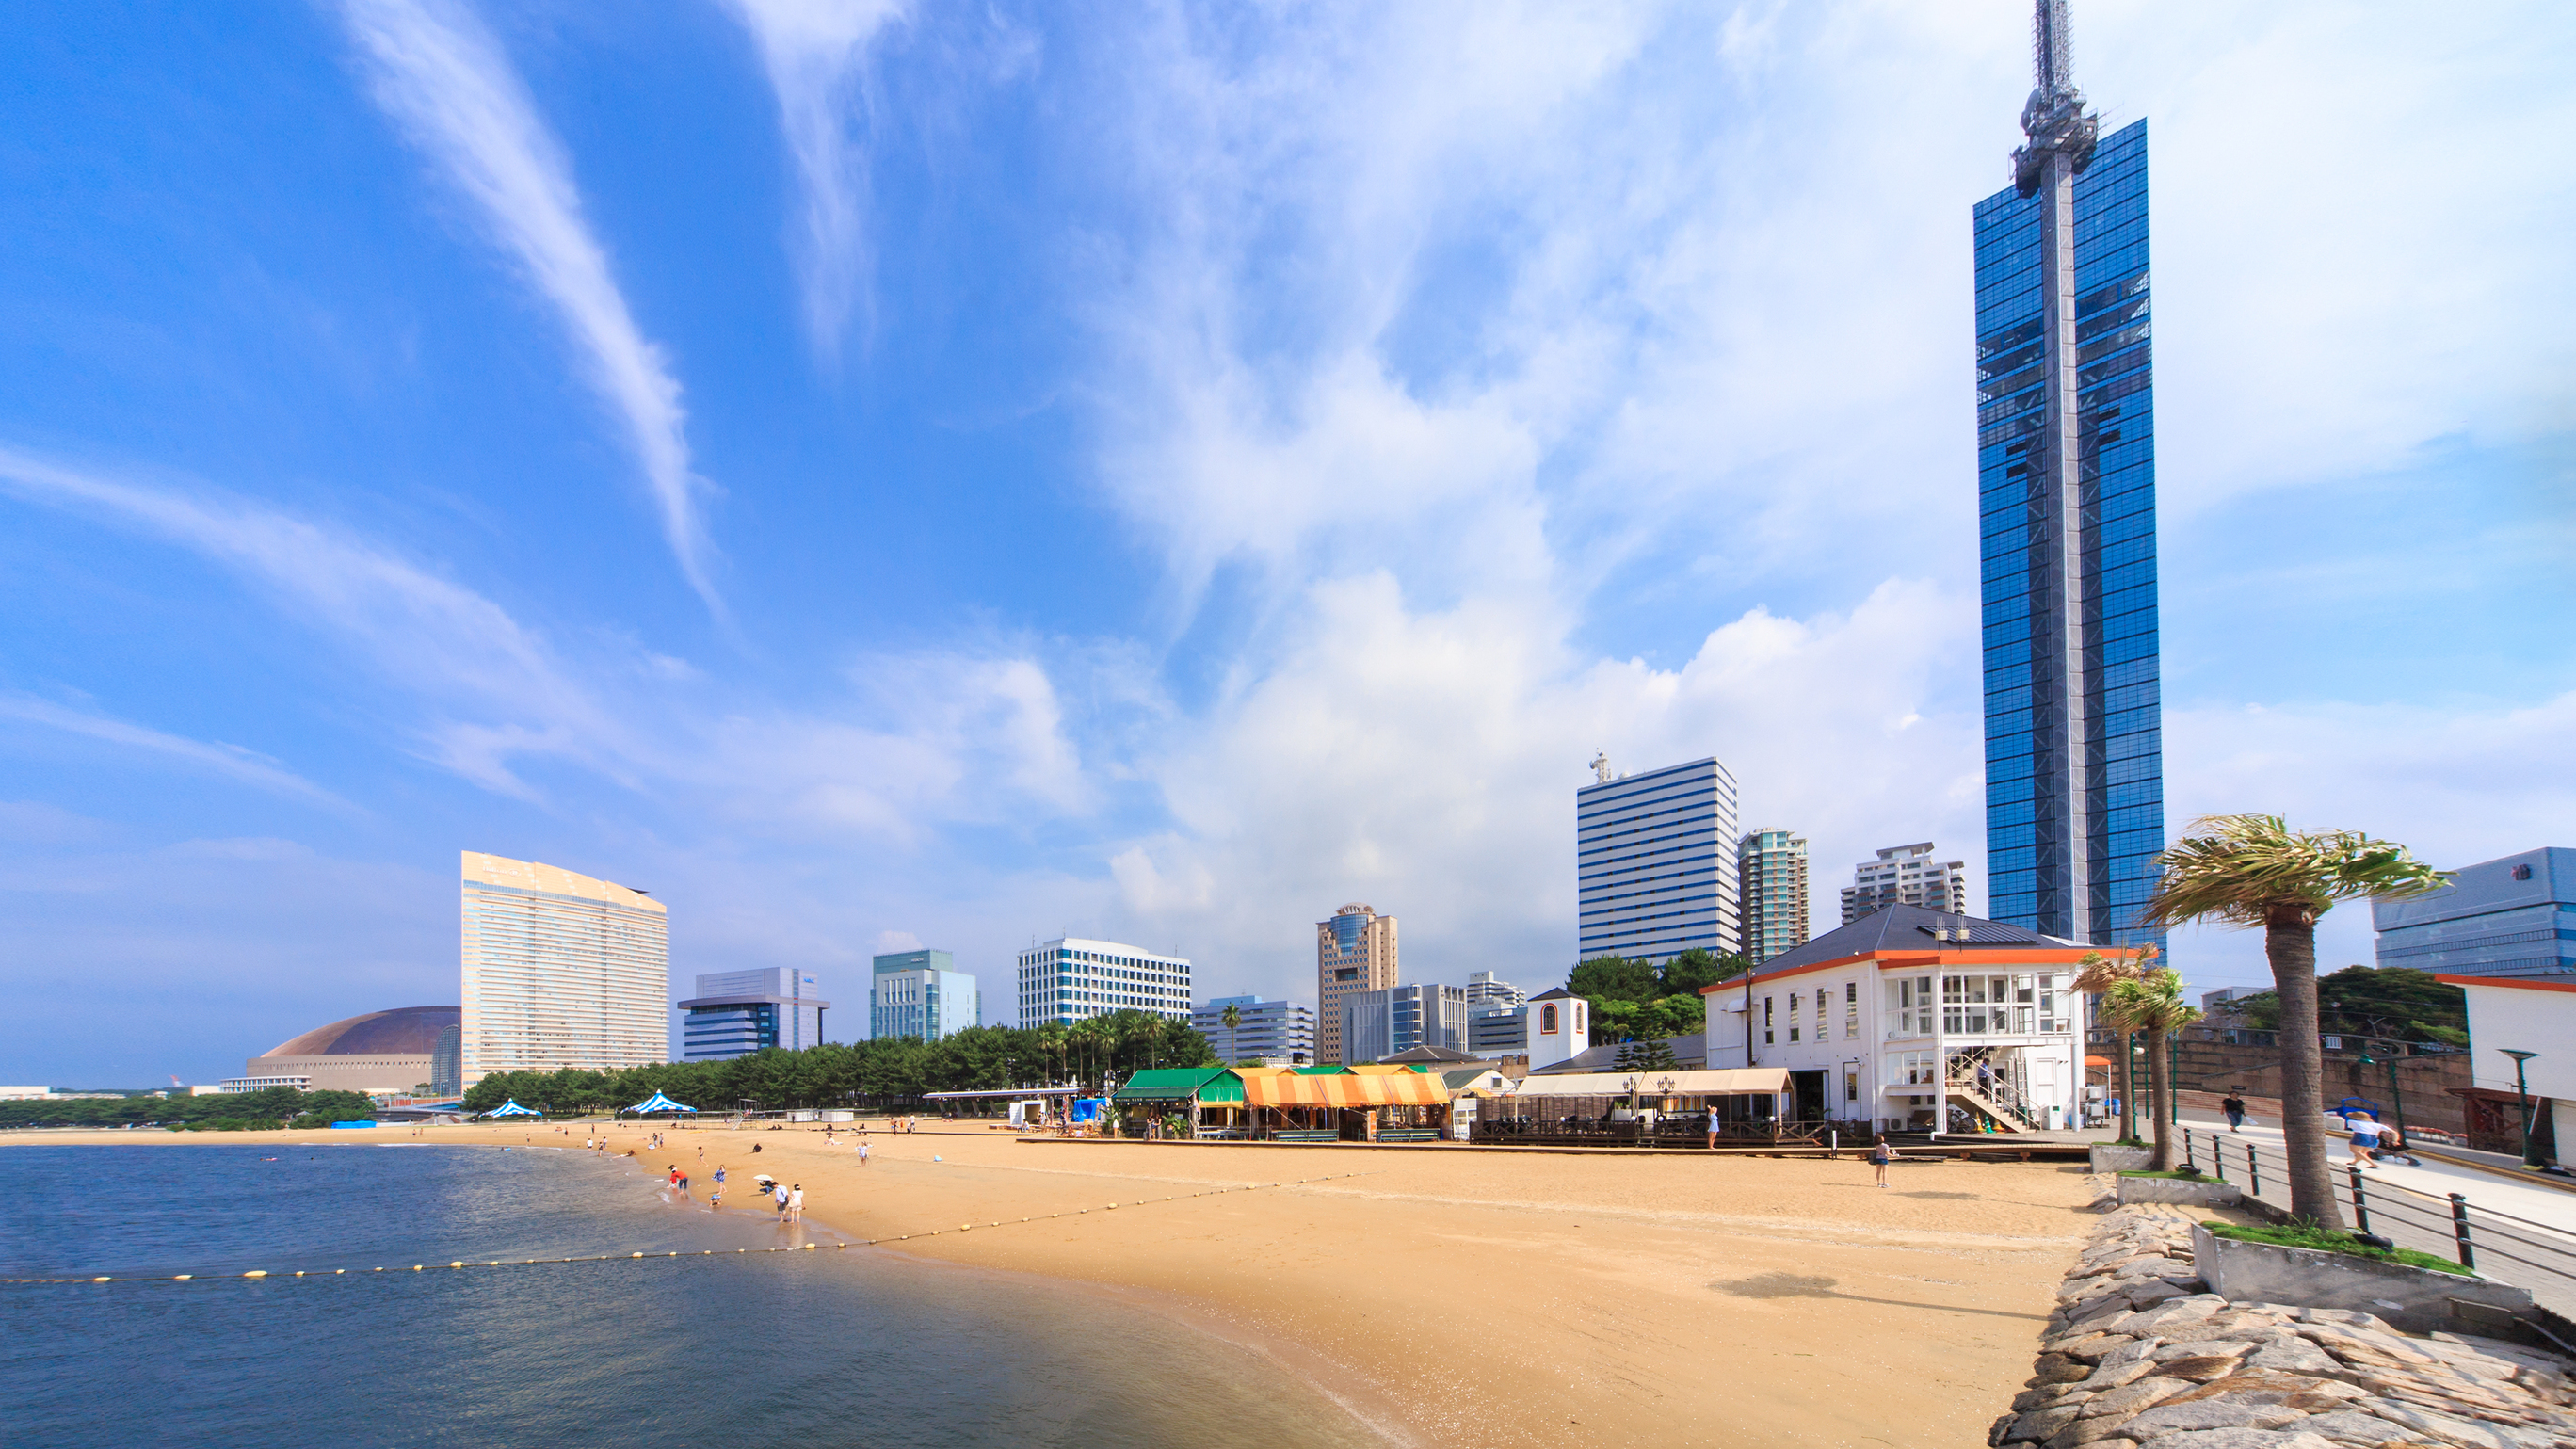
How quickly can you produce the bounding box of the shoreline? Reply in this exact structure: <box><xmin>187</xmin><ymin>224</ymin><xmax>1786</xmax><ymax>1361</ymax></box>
<box><xmin>11</xmin><ymin>1121</ymin><xmax>2100</xmax><ymax>1446</ymax></box>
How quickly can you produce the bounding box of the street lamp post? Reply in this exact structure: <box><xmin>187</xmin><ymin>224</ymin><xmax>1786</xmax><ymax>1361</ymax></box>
<box><xmin>2502</xmin><ymin>1050</ymin><xmax>2542</xmax><ymax>1168</ymax></box>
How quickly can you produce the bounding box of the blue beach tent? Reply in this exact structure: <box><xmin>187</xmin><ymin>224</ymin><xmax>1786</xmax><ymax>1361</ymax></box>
<box><xmin>623</xmin><ymin>1091</ymin><xmax>699</xmax><ymax>1117</ymax></box>
<box><xmin>482</xmin><ymin>1099</ymin><xmax>543</xmax><ymax>1119</ymax></box>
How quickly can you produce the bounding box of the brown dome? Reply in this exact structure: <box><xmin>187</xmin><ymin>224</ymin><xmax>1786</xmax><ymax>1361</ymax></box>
<box><xmin>263</xmin><ymin>1006</ymin><xmax>459</xmax><ymax>1058</ymax></box>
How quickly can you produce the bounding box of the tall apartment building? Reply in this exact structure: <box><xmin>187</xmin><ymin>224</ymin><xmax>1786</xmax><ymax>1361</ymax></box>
<box><xmin>1339</xmin><ymin>983</ymin><xmax>1468</xmax><ymax>1065</ymax></box>
<box><xmin>677</xmin><ymin>968</ymin><xmax>829</xmax><ymax>1061</ymax></box>
<box><xmin>1190</xmin><ymin>995</ymin><xmax>1316</xmax><ymax>1064</ymax></box>
<box><xmin>1017</xmin><ymin>937</ymin><xmax>1192</xmax><ymax>1027</ymax></box>
<box><xmin>1577</xmin><ymin>755</ymin><xmax>1741</xmax><ymax>965</ymax></box>
<box><xmin>459</xmin><ymin>851</ymin><xmax>668</xmax><ymax>1086</ymax></box>
<box><xmin>1315</xmin><ymin>903</ymin><xmax>1397</xmax><ymax>1064</ymax></box>
<box><xmin>1975</xmin><ymin>0</ymin><xmax>2165</xmax><ymax>956</ymax></box>
<box><xmin>1736</xmin><ymin>828</ymin><xmax>1810</xmax><ymax>963</ymax></box>
<box><xmin>1842</xmin><ymin>843</ymin><xmax>1971</xmax><ymax>925</ymax></box>
<box><xmin>1463</xmin><ymin>971</ymin><xmax>1523</xmax><ymax>1007</ymax></box>
<box><xmin>869</xmin><ymin>950</ymin><xmax>978</xmax><ymax>1041</ymax></box>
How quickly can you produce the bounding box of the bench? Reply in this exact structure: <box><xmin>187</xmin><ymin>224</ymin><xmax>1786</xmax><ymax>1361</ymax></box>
<box><xmin>1270</xmin><ymin>1130</ymin><xmax>1339</xmax><ymax>1143</ymax></box>
<box><xmin>1375</xmin><ymin>1129</ymin><xmax>1441</xmax><ymax>1143</ymax></box>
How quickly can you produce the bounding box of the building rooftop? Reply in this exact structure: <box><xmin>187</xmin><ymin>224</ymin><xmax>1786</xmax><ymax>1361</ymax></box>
<box><xmin>1715</xmin><ymin>903</ymin><xmax>2084</xmax><ymax>986</ymax></box>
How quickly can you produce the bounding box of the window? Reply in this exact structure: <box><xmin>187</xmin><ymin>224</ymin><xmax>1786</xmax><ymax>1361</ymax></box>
<box><xmin>1540</xmin><ymin>1004</ymin><xmax>1558</xmax><ymax>1036</ymax></box>
<box><xmin>1763</xmin><ymin>996</ymin><xmax>1774</xmax><ymax>1045</ymax></box>
<box><xmin>1892</xmin><ymin>1050</ymin><xmax>1937</xmax><ymax>1086</ymax></box>
<box><xmin>1844</xmin><ymin>1071</ymin><xmax>1860</xmax><ymax>1103</ymax></box>
<box><xmin>1884</xmin><ymin>975</ymin><xmax>1935</xmax><ymax>1038</ymax></box>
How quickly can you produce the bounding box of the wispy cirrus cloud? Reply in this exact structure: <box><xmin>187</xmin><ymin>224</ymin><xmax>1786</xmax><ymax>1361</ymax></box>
<box><xmin>0</xmin><ymin>443</ymin><xmax>614</xmax><ymax>796</ymax></box>
<box><xmin>334</xmin><ymin>0</ymin><xmax>725</xmax><ymax>610</ymax></box>
<box><xmin>725</xmin><ymin>0</ymin><xmax>910</xmax><ymax>359</ymax></box>
<box><xmin>0</xmin><ymin>694</ymin><xmax>353</xmax><ymax>810</ymax></box>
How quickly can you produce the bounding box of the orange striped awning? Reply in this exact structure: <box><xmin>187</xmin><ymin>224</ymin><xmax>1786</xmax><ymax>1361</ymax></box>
<box><xmin>1236</xmin><ymin>1070</ymin><xmax>1447</xmax><ymax>1109</ymax></box>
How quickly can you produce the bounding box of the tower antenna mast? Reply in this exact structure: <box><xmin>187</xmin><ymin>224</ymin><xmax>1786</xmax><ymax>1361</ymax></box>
<box><xmin>2013</xmin><ymin>0</ymin><xmax>2099</xmax><ymax>195</ymax></box>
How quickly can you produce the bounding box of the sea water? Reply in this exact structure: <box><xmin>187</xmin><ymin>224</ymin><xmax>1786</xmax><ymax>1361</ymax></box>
<box><xmin>0</xmin><ymin>1143</ymin><xmax>1386</xmax><ymax>1447</ymax></box>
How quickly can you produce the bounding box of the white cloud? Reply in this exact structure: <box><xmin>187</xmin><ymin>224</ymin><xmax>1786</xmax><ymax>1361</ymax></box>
<box><xmin>0</xmin><ymin>696</ymin><xmax>351</xmax><ymax>809</ymax></box>
<box><xmin>335</xmin><ymin>0</ymin><xmax>725</xmax><ymax>608</ymax></box>
<box><xmin>724</xmin><ymin>0</ymin><xmax>910</xmax><ymax>358</ymax></box>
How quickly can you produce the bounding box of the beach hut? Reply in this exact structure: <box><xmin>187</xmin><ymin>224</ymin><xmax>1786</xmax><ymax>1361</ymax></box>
<box><xmin>1484</xmin><ymin>1068</ymin><xmax>1794</xmax><ymax>1146</ymax></box>
<box><xmin>480</xmin><ymin>1098</ymin><xmax>543</xmax><ymax>1119</ymax></box>
<box><xmin>1235</xmin><ymin>1067</ymin><xmax>1452</xmax><ymax>1142</ymax></box>
<box><xmin>622</xmin><ymin>1091</ymin><xmax>699</xmax><ymax>1119</ymax></box>
<box><xmin>1109</xmin><ymin>1067</ymin><xmax>1236</xmax><ymax>1138</ymax></box>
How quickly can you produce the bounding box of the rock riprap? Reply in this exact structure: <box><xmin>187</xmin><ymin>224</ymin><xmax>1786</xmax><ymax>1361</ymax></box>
<box><xmin>1991</xmin><ymin>1206</ymin><xmax>2576</xmax><ymax>1449</ymax></box>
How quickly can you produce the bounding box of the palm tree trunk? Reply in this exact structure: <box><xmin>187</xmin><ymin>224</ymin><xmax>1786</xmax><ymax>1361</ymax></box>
<box><xmin>2145</xmin><ymin>1026</ymin><xmax>2173</xmax><ymax>1170</ymax></box>
<box><xmin>2268</xmin><ymin>909</ymin><xmax>2343</xmax><ymax>1228</ymax></box>
<box><xmin>2120</xmin><ymin>1031</ymin><xmax>2137</xmax><ymax>1143</ymax></box>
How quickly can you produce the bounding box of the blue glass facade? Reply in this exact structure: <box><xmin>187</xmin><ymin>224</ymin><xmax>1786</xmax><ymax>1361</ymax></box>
<box><xmin>1974</xmin><ymin>118</ymin><xmax>2165</xmax><ymax>953</ymax></box>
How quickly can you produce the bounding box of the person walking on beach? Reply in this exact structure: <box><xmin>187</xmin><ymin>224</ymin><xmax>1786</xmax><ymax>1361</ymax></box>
<box><xmin>2346</xmin><ymin>1111</ymin><xmax>2383</xmax><ymax>1167</ymax></box>
<box><xmin>2221</xmin><ymin>1093</ymin><xmax>2247</xmax><ymax>1132</ymax></box>
<box><xmin>857</xmin><ymin>1139</ymin><xmax>869</xmax><ymax>1167</ymax></box>
<box><xmin>1870</xmin><ymin>1135</ymin><xmax>1894</xmax><ymax>1188</ymax></box>
<box><xmin>788</xmin><ymin>1184</ymin><xmax>804</xmax><ymax>1223</ymax></box>
<box><xmin>774</xmin><ymin>1182</ymin><xmax>791</xmax><ymax>1222</ymax></box>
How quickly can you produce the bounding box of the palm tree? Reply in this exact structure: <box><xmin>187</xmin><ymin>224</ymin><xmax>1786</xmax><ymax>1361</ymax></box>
<box><xmin>2141</xmin><ymin>814</ymin><xmax>2447</xmax><ymax>1227</ymax></box>
<box><xmin>1221</xmin><ymin>1002</ymin><xmax>1243</xmax><ymax>1066</ymax></box>
<box><xmin>2073</xmin><ymin>946</ymin><xmax>2154</xmax><ymax>1145</ymax></box>
<box><xmin>2099</xmin><ymin>968</ymin><xmax>2200</xmax><ymax>1169</ymax></box>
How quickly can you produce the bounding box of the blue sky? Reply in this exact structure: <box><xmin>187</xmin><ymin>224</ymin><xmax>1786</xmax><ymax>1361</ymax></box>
<box><xmin>3</xmin><ymin>1</ymin><xmax>2570</xmax><ymax>1087</ymax></box>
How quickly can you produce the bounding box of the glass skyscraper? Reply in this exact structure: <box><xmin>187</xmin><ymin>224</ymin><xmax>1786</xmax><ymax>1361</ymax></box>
<box><xmin>1973</xmin><ymin>1</ymin><xmax>2165</xmax><ymax>954</ymax></box>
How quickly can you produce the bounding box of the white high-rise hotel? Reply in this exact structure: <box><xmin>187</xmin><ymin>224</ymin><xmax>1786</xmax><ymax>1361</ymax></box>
<box><xmin>1577</xmin><ymin>755</ymin><xmax>1742</xmax><ymax>964</ymax></box>
<box><xmin>1018</xmin><ymin>937</ymin><xmax>1193</xmax><ymax>1027</ymax></box>
<box><xmin>459</xmin><ymin>851</ymin><xmax>668</xmax><ymax>1086</ymax></box>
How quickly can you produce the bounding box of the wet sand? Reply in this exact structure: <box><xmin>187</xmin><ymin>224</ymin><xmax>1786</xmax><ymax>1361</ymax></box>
<box><xmin>21</xmin><ymin>1122</ymin><xmax>2098</xmax><ymax>1447</ymax></box>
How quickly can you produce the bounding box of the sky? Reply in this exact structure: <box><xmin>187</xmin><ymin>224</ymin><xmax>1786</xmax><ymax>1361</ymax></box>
<box><xmin>3</xmin><ymin>1</ymin><xmax>2571</xmax><ymax>1087</ymax></box>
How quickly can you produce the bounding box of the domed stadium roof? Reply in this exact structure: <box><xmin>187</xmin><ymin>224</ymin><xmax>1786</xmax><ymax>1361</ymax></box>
<box><xmin>262</xmin><ymin>1006</ymin><xmax>459</xmax><ymax>1058</ymax></box>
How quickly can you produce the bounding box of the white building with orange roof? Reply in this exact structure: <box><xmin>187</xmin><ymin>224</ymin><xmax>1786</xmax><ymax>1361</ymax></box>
<box><xmin>1700</xmin><ymin>903</ymin><xmax>2117</xmax><ymax>1134</ymax></box>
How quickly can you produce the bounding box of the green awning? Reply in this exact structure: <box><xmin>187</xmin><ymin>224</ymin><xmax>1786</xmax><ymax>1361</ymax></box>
<box><xmin>1111</xmin><ymin>1067</ymin><xmax>1233</xmax><ymax>1102</ymax></box>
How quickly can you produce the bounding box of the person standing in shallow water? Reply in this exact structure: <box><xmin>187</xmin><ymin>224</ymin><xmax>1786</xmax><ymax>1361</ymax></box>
<box><xmin>1870</xmin><ymin>1135</ymin><xmax>1893</xmax><ymax>1188</ymax></box>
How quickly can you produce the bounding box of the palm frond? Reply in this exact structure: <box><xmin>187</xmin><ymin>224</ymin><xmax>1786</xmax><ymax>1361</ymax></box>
<box><xmin>2139</xmin><ymin>813</ymin><xmax>2448</xmax><ymax>931</ymax></box>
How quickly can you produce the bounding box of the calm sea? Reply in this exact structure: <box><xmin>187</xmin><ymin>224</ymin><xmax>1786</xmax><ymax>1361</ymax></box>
<box><xmin>0</xmin><ymin>1143</ymin><xmax>1387</xmax><ymax>1447</ymax></box>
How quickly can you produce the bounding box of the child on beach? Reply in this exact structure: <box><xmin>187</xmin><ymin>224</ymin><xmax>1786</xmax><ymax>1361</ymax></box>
<box><xmin>857</xmin><ymin>1140</ymin><xmax>869</xmax><ymax>1167</ymax></box>
<box><xmin>788</xmin><ymin>1184</ymin><xmax>804</xmax><ymax>1222</ymax></box>
<box><xmin>1870</xmin><ymin>1135</ymin><xmax>1894</xmax><ymax>1187</ymax></box>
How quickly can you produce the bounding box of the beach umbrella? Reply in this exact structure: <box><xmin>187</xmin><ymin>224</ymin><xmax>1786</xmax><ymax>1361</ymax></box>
<box><xmin>623</xmin><ymin>1090</ymin><xmax>699</xmax><ymax>1117</ymax></box>
<box><xmin>482</xmin><ymin>1099</ymin><xmax>543</xmax><ymax>1119</ymax></box>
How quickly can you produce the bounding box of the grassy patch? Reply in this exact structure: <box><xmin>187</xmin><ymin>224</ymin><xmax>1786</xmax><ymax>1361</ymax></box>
<box><xmin>2201</xmin><ymin>1220</ymin><xmax>2471</xmax><ymax>1277</ymax></box>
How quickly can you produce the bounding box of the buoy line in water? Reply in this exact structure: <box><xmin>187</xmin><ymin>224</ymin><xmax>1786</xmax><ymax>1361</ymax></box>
<box><xmin>0</xmin><ymin>1173</ymin><xmax>1375</xmax><ymax>1286</ymax></box>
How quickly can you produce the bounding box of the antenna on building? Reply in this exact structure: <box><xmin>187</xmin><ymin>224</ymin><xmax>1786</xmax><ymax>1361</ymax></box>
<box><xmin>2012</xmin><ymin>0</ymin><xmax>2099</xmax><ymax>193</ymax></box>
<box><xmin>1589</xmin><ymin>750</ymin><xmax>1612</xmax><ymax>783</ymax></box>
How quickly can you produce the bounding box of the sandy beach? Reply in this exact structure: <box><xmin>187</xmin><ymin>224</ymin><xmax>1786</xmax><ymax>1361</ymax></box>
<box><xmin>21</xmin><ymin>1122</ymin><xmax>2098</xmax><ymax>1447</ymax></box>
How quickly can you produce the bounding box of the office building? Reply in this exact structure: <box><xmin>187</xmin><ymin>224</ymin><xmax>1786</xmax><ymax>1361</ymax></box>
<box><xmin>1340</xmin><ymin>983</ymin><xmax>1468</xmax><ymax>1065</ymax></box>
<box><xmin>867</xmin><ymin>951</ymin><xmax>976</xmax><ymax>1041</ymax></box>
<box><xmin>459</xmin><ymin>852</ymin><xmax>668</xmax><ymax>1086</ymax></box>
<box><xmin>1468</xmin><ymin>1004</ymin><xmax>1527</xmax><ymax>1057</ymax></box>
<box><xmin>2377</xmin><ymin>847</ymin><xmax>2576</xmax><ymax>981</ymax></box>
<box><xmin>1191</xmin><ymin>996</ymin><xmax>1315</xmax><ymax>1064</ymax></box>
<box><xmin>243</xmin><ymin>1005</ymin><xmax>461</xmax><ymax>1096</ymax></box>
<box><xmin>1316</xmin><ymin>903</ymin><xmax>1397</xmax><ymax>1064</ymax></box>
<box><xmin>1842</xmin><ymin>843</ymin><xmax>1971</xmax><ymax>925</ymax></box>
<box><xmin>677</xmin><ymin>968</ymin><xmax>830</xmax><ymax>1060</ymax></box>
<box><xmin>1018</xmin><ymin>937</ymin><xmax>1192</xmax><ymax>1027</ymax></box>
<box><xmin>1577</xmin><ymin>755</ymin><xmax>1741</xmax><ymax>965</ymax></box>
<box><xmin>1463</xmin><ymin>971</ymin><xmax>1523</xmax><ymax>1008</ymax></box>
<box><xmin>1737</xmin><ymin>828</ymin><xmax>1811</xmax><ymax>963</ymax></box>
<box><xmin>1975</xmin><ymin>1</ymin><xmax>2165</xmax><ymax>956</ymax></box>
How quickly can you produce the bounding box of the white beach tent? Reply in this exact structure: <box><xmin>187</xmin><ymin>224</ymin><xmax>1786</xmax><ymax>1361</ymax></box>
<box><xmin>623</xmin><ymin>1091</ymin><xmax>699</xmax><ymax>1117</ymax></box>
<box><xmin>480</xmin><ymin>1098</ymin><xmax>544</xmax><ymax>1118</ymax></box>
